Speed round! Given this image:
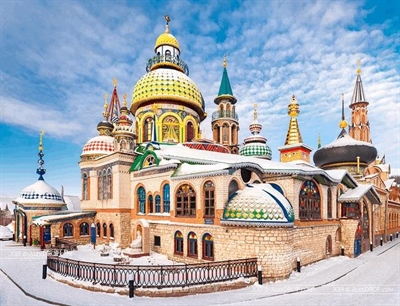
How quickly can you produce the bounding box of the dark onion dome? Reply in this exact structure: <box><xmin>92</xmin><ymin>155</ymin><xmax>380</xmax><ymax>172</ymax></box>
<box><xmin>313</xmin><ymin>133</ymin><xmax>377</xmax><ymax>169</ymax></box>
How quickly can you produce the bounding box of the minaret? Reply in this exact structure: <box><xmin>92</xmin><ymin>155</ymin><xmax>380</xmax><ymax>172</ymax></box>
<box><xmin>349</xmin><ymin>61</ymin><xmax>371</xmax><ymax>142</ymax></box>
<box><xmin>113</xmin><ymin>92</ymin><xmax>137</xmax><ymax>153</ymax></box>
<box><xmin>278</xmin><ymin>95</ymin><xmax>312</xmax><ymax>162</ymax></box>
<box><xmin>211</xmin><ymin>56</ymin><xmax>240</xmax><ymax>154</ymax></box>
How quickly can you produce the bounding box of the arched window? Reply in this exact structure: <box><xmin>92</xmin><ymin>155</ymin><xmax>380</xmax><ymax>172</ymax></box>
<box><xmin>202</xmin><ymin>233</ymin><xmax>214</xmax><ymax>260</ymax></box>
<box><xmin>362</xmin><ymin>204</ymin><xmax>369</xmax><ymax>239</ymax></box>
<box><xmin>204</xmin><ymin>181</ymin><xmax>215</xmax><ymax>217</ymax></box>
<box><xmin>326</xmin><ymin>235</ymin><xmax>332</xmax><ymax>255</ymax></box>
<box><xmin>299</xmin><ymin>180</ymin><xmax>321</xmax><ymax>220</ymax></box>
<box><xmin>186</xmin><ymin>121</ymin><xmax>194</xmax><ymax>142</ymax></box>
<box><xmin>109</xmin><ymin>223</ymin><xmax>114</xmax><ymax>239</ymax></box>
<box><xmin>143</xmin><ymin>117</ymin><xmax>153</xmax><ymax>142</ymax></box>
<box><xmin>222</xmin><ymin>124</ymin><xmax>229</xmax><ymax>143</ymax></box>
<box><xmin>187</xmin><ymin>232</ymin><xmax>198</xmax><ymax>257</ymax></box>
<box><xmin>79</xmin><ymin>222</ymin><xmax>89</xmax><ymax>236</ymax></box>
<box><xmin>63</xmin><ymin>223</ymin><xmax>73</xmax><ymax>237</ymax></box>
<box><xmin>98</xmin><ymin>170</ymin><xmax>104</xmax><ymax>200</ymax></box>
<box><xmin>176</xmin><ymin>184</ymin><xmax>196</xmax><ymax>217</ymax></box>
<box><xmin>148</xmin><ymin>195</ymin><xmax>153</xmax><ymax>213</ymax></box>
<box><xmin>327</xmin><ymin>188</ymin><xmax>332</xmax><ymax>219</ymax></box>
<box><xmin>165</xmin><ymin>49</ymin><xmax>171</xmax><ymax>59</ymax></box>
<box><xmin>163</xmin><ymin>184</ymin><xmax>170</xmax><ymax>213</ymax></box>
<box><xmin>155</xmin><ymin>195</ymin><xmax>161</xmax><ymax>213</ymax></box>
<box><xmin>102</xmin><ymin>223</ymin><xmax>107</xmax><ymax>238</ymax></box>
<box><xmin>82</xmin><ymin>173</ymin><xmax>89</xmax><ymax>200</ymax></box>
<box><xmin>137</xmin><ymin>187</ymin><xmax>146</xmax><ymax>213</ymax></box>
<box><xmin>174</xmin><ymin>231</ymin><xmax>183</xmax><ymax>255</ymax></box>
<box><xmin>106</xmin><ymin>168</ymin><xmax>112</xmax><ymax>199</ymax></box>
<box><xmin>96</xmin><ymin>222</ymin><xmax>101</xmax><ymax>237</ymax></box>
<box><xmin>228</xmin><ymin>180</ymin><xmax>239</xmax><ymax>199</ymax></box>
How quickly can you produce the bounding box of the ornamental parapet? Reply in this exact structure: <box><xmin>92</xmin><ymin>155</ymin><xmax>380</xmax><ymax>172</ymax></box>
<box><xmin>146</xmin><ymin>55</ymin><xmax>189</xmax><ymax>75</ymax></box>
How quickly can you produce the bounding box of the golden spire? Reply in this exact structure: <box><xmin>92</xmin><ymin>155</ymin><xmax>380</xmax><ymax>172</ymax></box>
<box><xmin>223</xmin><ymin>54</ymin><xmax>227</xmax><ymax>68</ymax></box>
<box><xmin>103</xmin><ymin>93</ymin><xmax>109</xmax><ymax>119</ymax></box>
<box><xmin>39</xmin><ymin>130</ymin><xmax>45</xmax><ymax>151</ymax></box>
<box><xmin>123</xmin><ymin>93</ymin><xmax>127</xmax><ymax>107</ymax></box>
<box><xmin>113</xmin><ymin>77</ymin><xmax>118</xmax><ymax>87</ymax></box>
<box><xmin>164</xmin><ymin>15</ymin><xmax>170</xmax><ymax>33</ymax></box>
<box><xmin>357</xmin><ymin>59</ymin><xmax>361</xmax><ymax>75</ymax></box>
<box><xmin>284</xmin><ymin>94</ymin><xmax>303</xmax><ymax>145</ymax></box>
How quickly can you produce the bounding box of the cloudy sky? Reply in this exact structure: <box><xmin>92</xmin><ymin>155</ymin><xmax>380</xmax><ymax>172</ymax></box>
<box><xmin>0</xmin><ymin>0</ymin><xmax>399</xmax><ymax>197</ymax></box>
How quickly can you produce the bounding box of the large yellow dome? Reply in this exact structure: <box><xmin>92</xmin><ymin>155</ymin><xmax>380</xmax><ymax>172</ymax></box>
<box><xmin>131</xmin><ymin>68</ymin><xmax>205</xmax><ymax>117</ymax></box>
<box><xmin>154</xmin><ymin>32</ymin><xmax>180</xmax><ymax>51</ymax></box>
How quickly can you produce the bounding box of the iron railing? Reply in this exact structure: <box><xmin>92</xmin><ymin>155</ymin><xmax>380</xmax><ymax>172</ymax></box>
<box><xmin>47</xmin><ymin>256</ymin><xmax>258</xmax><ymax>288</ymax></box>
<box><xmin>146</xmin><ymin>55</ymin><xmax>189</xmax><ymax>75</ymax></box>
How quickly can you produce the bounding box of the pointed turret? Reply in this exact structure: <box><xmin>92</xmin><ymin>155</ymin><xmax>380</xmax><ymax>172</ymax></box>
<box><xmin>36</xmin><ymin>130</ymin><xmax>46</xmax><ymax>180</ymax></box>
<box><xmin>278</xmin><ymin>95</ymin><xmax>312</xmax><ymax>162</ymax></box>
<box><xmin>349</xmin><ymin>61</ymin><xmax>371</xmax><ymax>142</ymax></box>
<box><xmin>211</xmin><ymin>56</ymin><xmax>239</xmax><ymax>154</ymax></box>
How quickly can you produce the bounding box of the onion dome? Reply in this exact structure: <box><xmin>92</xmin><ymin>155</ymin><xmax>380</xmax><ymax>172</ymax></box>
<box><xmin>15</xmin><ymin>131</ymin><xmax>64</xmax><ymax>206</ymax></box>
<box><xmin>131</xmin><ymin>68</ymin><xmax>205</xmax><ymax>118</ymax></box>
<box><xmin>221</xmin><ymin>183</ymin><xmax>294</xmax><ymax>227</ymax></box>
<box><xmin>240</xmin><ymin>104</ymin><xmax>272</xmax><ymax>159</ymax></box>
<box><xmin>313</xmin><ymin>94</ymin><xmax>377</xmax><ymax>172</ymax></box>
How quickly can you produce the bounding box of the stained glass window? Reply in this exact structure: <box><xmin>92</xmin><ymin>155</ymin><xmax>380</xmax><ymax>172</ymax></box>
<box><xmin>202</xmin><ymin>233</ymin><xmax>214</xmax><ymax>260</ymax></box>
<box><xmin>138</xmin><ymin>187</ymin><xmax>146</xmax><ymax>213</ymax></box>
<box><xmin>176</xmin><ymin>184</ymin><xmax>196</xmax><ymax>217</ymax></box>
<box><xmin>188</xmin><ymin>232</ymin><xmax>198</xmax><ymax>257</ymax></box>
<box><xmin>163</xmin><ymin>184</ymin><xmax>170</xmax><ymax>213</ymax></box>
<box><xmin>299</xmin><ymin>180</ymin><xmax>321</xmax><ymax>220</ymax></box>
<box><xmin>174</xmin><ymin>231</ymin><xmax>183</xmax><ymax>255</ymax></box>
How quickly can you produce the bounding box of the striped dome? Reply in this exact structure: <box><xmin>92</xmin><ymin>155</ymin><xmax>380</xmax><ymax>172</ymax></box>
<box><xmin>240</xmin><ymin>142</ymin><xmax>272</xmax><ymax>159</ymax></box>
<box><xmin>221</xmin><ymin>183</ymin><xmax>294</xmax><ymax>227</ymax></box>
<box><xmin>82</xmin><ymin>135</ymin><xmax>115</xmax><ymax>157</ymax></box>
<box><xmin>131</xmin><ymin>68</ymin><xmax>205</xmax><ymax>116</ymax></box>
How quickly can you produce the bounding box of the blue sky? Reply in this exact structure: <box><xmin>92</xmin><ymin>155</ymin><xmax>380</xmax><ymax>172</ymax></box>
<box><xmin>1</xmin><ymin>0</ymin><xmax>399</xmax><ymax>197</ymax></box>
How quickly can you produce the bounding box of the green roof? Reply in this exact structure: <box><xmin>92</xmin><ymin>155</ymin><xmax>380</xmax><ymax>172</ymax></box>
<box><xmin>218</xmin><ymin>67</ymin><xmax>233</xmax><ymax>96</ymax></box>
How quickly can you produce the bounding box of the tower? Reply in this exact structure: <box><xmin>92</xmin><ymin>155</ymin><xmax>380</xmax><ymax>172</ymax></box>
<box><xmin>130</xmin><ymin>16</ymin><xmax>206</xmax><ymax>144</ymax></box>
<box><xmin>349</xmin><ymin>62</ymin><xmax>371</xmax><ymax>143</ymax></box>
<box><xmin>211</xmin><ymin>56</ymin><xmax>239</xmax><ymax>154</ymax></box>
<box><xmin>278</xmin><ymin>95</ymin><xmax>312</xmax><ymax>162</ymax></box>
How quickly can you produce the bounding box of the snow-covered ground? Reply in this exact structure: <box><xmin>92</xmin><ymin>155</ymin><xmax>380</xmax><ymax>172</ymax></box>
<box><xmin>0</xmin><ymin>240</ymin><xmax>399</xmax><ymax>306</ymax></box>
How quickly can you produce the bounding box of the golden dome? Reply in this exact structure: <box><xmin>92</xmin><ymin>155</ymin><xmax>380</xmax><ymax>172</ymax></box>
<box><xmin>154</xmin><ymin>27</ymin><xmax>180</xmax><ymax>51</ymax></box>
<box><xmin>131</xmin><ymin>68</ymin><xmax>205</xmax><ymax>116</ymax></box>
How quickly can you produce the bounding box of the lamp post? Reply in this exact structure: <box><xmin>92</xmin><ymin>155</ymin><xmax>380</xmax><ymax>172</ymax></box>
<box><xmin>90</xmin><ymin>223</ymin><xmax>96</xmax><ymax>249</ymax></box>
<box><xmin>42</xmin><ymin>256</ymin><xmax>47</xmax><ymax>279</ymax></box>
<box><xmin>257</xmin><ymin>265</ymin><xmax>263</xmax><ymax>285</ymax></box>
<box><xmin>296</xmin><ymin>257</ymin><xmax>301</xmax><ymax>273</ymax></box>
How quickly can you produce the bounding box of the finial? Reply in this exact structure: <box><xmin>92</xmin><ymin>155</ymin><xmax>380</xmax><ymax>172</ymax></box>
<box><xmin>223</xmin><ymin>55</ymin><xmax>227</xmax><ymax>68</ymax></box>
<box><xmin>36</xmin><ymin>130</ymin><xmax>46</xmax><ymax>180</ymax></box>
<box><xmin>123</xmin><ymin>93</ymin><xmax>127</xmax><ymax>107</ymax></box>
<box><xmin>253</xmin><ymin>103</ymin><xmax>258</xmax><ymax>120</ymax></box>
<box><xmin>164</xmin><ymin>15</ymin><xmax>170</xmax><ymax>33</ymax></box>
<box><xmin>318</xmin><ymin>133</ymin><xmax>321</xmax><ymax>149</ymax></box>
<box><xmin>103</xmin><ymin>93</ymin><xmax>109</xmax><ymax>119</ymax></box>
<box><xmin>39</xmin><ymin>130</ymin><xmax>45</xmax><ymax>151</ymax></box>
<box><xmin>113</xmin><ymin>77</ymin><xmax>118</xmax><ymax>87</ymax></box>
<box><xmin>339</xmin><ymin>93</ymin><xmax>348</xmax><ymax>129</ymax></box>
<box><xmin>357</xmin><ymin>59</ymin><xmax>361</xmax><ymax>75</ymax></box>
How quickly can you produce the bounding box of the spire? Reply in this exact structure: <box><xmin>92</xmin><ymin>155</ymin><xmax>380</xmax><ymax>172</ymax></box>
<box><xmin>249</xmin><ymin>103</ymin><xmax>262</xmax><ymax>135</ymax></box>
<box><xmin>106</xmin><ymin>77</ymin><xmax>121</xmax><ymax>124</ymax></box>
<box><xmin>164</xmin><ymin>14</ymin><xmax>170</xmax><ymax>33</ymax></box>
<box><xmin>350</xmin><ymin>60</ymin><xmax>367</xmax><ymax>106</ymax></box>
<box><xmin>338</xmin><ymin>93</ymin><xmax>348</xmax><ymax>138</ymax></box>
<box><xmin>36</xmin><ymin>130</ymin><xmax>46</xmax><ymax>180</ymax></box>
<box><xmin>217</xmin><ymin>55</ymin><xmax>234</xmax><ymax>97</ymax></box>
<box><xmin>318</xmin><ymin>133</ymin><xmax>321</xmax><ymax>149</ymax></box>
<box><xmin>284</xmin><ymin>94</ymin><xmax>303</xmax><ymax>145</ymax></box>
<box><xmin>97</xmin><ymin>92</ymin><xmax>114</xmax><ymax>136</ymax></box>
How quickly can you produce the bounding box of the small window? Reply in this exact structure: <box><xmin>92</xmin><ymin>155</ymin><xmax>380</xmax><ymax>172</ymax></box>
<box><xmin>96</xmin><ymin>222</ymin><xmax>101</xmax><ymax>237</ymax></box>
<box><xmin>79</xmin><ymin>222</ymin><xmax>89</xmax><ymax>236</ymax></box>
<box><xmin>187</xmin><ymin>232</ymin><xmax>198</xmax><ymax>258</ymax></box>
<box><xmin>103</xmin><ymin>223</ymin><xmax>107</xmax><ymax>238</ymax></box>
<box><xmin>174</xmin><ymin>231</ymin><xmax>183</xmax><ymax>255</ymax></box>
<box><xmin>109</xmin><ymin>223</ymin><xmax>114</xmax><ymax>239</ymax></box>
<box><xmin>63</xmin><ymin>223</ymin><xmax>74</xmax><ymax>237</ymax></box>
<box><xmin>202</xmin><ymin>233</ymin><xmax>214</xmax><ymax>260</ymax></box>
<box><xmin>154</xmin><ymin>235</ymin><xmax>161</xmax><ymax>247</ymax></box>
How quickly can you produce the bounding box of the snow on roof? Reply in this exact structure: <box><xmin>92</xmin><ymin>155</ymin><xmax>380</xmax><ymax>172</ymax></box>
<box><xmin>325</xmin><ymin>169</ymin><xmax>358</xmax><ymax>187</ymax></box>
<box><xmin>32</xmin><ymin>211</ymin><xmax>96</xmax><ymax>226</ymax></box>
<box><xmin>323</xmin><ymin>133</ymin><xmax>375</xmax><ymax>148</ymax></box>
<box><xmin>156</xmin><ymin>143</ymin><xmax>340</xmax><ymax>183</ymax></box>
<box><xmin>375</xmin><ymin>163</ymin><xmax>390</xmax><ymax>172</ymax></box>
<box><xmin>385</xmin><ymin>178</ymin><xmax>396</xmax><ymax>190</ymax></box>
<box><xmin>338</xmin><ymin>184</ymin><xmax>380</xmax><ymax>204</ymax></box>
<box><xmin>172</xmin><ymin>163</ymin><xmax>231</xmax><ymax>178</ymax></box>
<box><xmin>64</xmin><ymin>195</ymin><xmax>81</xmax><ymax>211</ymax></box>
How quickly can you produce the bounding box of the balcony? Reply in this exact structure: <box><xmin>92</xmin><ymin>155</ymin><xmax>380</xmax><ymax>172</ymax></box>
<box><xmin>146</xmin><ymin>55</ymin><xmax>189</xmax><ymax>75</ymax></box>
<box><xmin>211</xmin><ymin>110</ymin><xmax>239</xmax><ymax>121</ymax></box>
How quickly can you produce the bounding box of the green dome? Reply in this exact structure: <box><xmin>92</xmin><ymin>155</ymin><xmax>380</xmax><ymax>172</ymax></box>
<box><xmin>240</xmin><ymin>142</ymin><xmax>272</xmax><ymax>160</ymax></box>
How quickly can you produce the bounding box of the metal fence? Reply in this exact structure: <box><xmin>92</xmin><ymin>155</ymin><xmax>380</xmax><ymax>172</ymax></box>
<box><xmin>47</xmin><ymin>255</ymin><xmax>258</xmax><ymax>288</ymax></box>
